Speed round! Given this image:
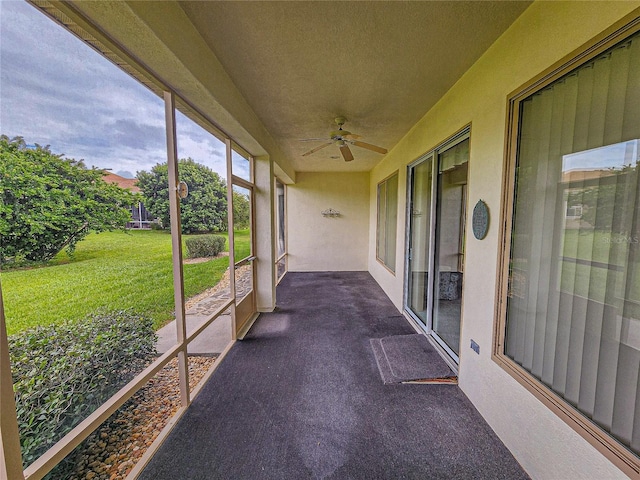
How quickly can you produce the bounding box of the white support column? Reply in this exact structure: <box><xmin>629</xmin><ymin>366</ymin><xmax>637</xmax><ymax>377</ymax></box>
<box><xmin>0</xmin><ymin>280</ymin><xmax>24</xmax><ymax>480</ymax></box>
<box><xmin>254</xmin><ymin>155</ymin><xmax>276</xmax><ymax>312</ymax></box>
<box><xmin>225</xmin><ymin>139</ymin><xmax>237</xmax><ymax>340</ymax></box>
<box><xmin>164</xmin><ymin>91</ymin><xmax>190</xmax><ymax>407</ymax></box>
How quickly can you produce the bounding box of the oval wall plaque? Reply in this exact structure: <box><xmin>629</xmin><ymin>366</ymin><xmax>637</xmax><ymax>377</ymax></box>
<box><xmin>472</xmin><ymin>200</ymin><xmax>489</xmax><ymax>240</ymax></box>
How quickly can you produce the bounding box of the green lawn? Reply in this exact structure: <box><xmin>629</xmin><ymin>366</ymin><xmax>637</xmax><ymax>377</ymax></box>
<box><xmin>0</xmin><ymin>229</ymin><xmax>251</xmax><ymax>335</ymax></box>
<box><xmin>512</xmin><ymin>229</ymin><xmax>640</xmax><ymax>310</ymax></box>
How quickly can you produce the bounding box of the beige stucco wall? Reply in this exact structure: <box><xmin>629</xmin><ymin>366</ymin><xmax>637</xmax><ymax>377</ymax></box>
<box><xmin>288</xmin><ymin>172</ymin><xmax>369</xmax><ymax>272</ymax></box>
<box><xmin>254</xmin><ymin>156</ymin><xmax>276</xmax><ymax>312</ymax></box>
<box><xmin>368</xmin><ymin>1</ymin><xmax>640</xmax><ymax>479</ymax></box>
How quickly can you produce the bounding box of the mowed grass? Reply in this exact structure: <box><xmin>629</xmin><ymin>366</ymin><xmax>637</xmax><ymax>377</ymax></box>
<box><xmin>0</xmin><ymin>229</ymin><xmax>251</xmax><ymax>335</ymax></box>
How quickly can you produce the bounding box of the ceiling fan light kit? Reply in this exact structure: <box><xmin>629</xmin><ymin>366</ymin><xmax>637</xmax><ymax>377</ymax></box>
<box><xmin>301</xmin><ymin>117</ymin><xmax>388</xmax><ymax>162</ymax></box>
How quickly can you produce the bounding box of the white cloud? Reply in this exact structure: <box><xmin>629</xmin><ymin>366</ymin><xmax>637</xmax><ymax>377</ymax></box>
<box><xmin>563</xmin><ymin>140</ymin><xmax>639</xmax><ymax>172</ymax></box>
<box><xmin>176</xmin><ymin>111</ymin><xmax>227</xmax><ymax>178</ymax></box>
<box><xmin>0</xmin><ymin>1</ymin><xmax>227</xmax><ymax>178</ymax></box>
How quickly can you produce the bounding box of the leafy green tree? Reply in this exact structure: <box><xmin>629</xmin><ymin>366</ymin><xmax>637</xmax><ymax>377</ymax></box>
<box><xmin>136</xmin><ymin>158</ymin><xmax>228</xmax><ymax>234</ymax></box>
<box><xmin>567</xmin><ymin>165</ymin><xmax>638</xmax><ymax>233</ymax></box>
<box><xmin>0</xmin><ymin>136</ymin><xmax>139</xmax><ymax>263</ymax></box>
<box><xmin>232</xmin><ymin>190</ymin><xmax>250</xmax><ymax>230</ymax></box>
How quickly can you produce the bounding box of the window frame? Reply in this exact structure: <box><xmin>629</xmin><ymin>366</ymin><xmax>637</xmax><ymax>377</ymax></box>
<box><xmin>275</xmin><ymin>178</ymin><xmax>287</xmax><ymax>284</ymax></box>
<box><xmin>0</xmin><ymin>2</ymin><xmax>260</xmax><ymax>478</ymax></box>
<box><xmin>376</xmin><ymin>171</ymin><xmax>399</xmax><ymax>273</ymax></box>
<box><xmin>493</xmin><ymin>11</ymin><xmax>640</xmax><ymax>478</ymax></box>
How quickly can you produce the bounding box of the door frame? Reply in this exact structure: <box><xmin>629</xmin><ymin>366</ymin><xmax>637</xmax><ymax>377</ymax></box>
<box><xmin>229</xmin><ymin>150</ymin><xmax>257</xmax><ymax>337</ymax></box>
<box><xmin>403</xmin><ymin>128</ymin><xmax>470</xmax><ymax>366</ymax></box>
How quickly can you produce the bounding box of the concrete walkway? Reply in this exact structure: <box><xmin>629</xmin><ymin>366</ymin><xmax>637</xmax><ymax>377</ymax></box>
<box><xmin>155</xmin><ymin>266</ymin><xmax>252</xmax><ymax>355</ymax></box>
<box><xmin>156</xmin><ymin>313</ymin><xmax>232</xmax><ymax>355</ymax></box>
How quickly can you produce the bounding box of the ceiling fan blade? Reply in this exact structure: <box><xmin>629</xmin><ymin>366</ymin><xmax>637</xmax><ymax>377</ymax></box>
<box><xmin>339</xmin><ymin>144</ymin><xmax>354</xmax><ymax>162</ymax></box>
<box><xmin>343</xmin><ymin>133</ymin><xmax>362</xmax><ymax>140</ymax></box>
<box><xmin>351</xmin><ymin>140</ymin><xmax>388</xmax><ymax>155</ymax></box>
<box><xmin>302</xmin><ymin>142</ymin><xmax>332</xmax><ymax>156</ymax></box>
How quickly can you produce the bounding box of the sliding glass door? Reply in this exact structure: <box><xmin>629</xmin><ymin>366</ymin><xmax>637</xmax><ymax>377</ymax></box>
<box><xmin>406</xmin><ymin>156</ymin><xmax>434</xmax><ymax>325</ymax></box>
<box><xmin>405</xmin><ymin>132</ymin><xmax>469</xmax><ymax>363</ymax></box>
<box><xmin>433</xmin><ymin>138</ymin><xmax>468</xmax><ymax>358</ymax></box>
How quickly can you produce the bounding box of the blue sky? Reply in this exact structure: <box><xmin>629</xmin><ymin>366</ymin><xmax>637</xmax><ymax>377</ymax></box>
<box><xmin>0</xmin><ymin>1</ymin><xmax>229</xmax><ymax>179</ymax></box>
<box><xmin>562</xmin><ymin>140</ymin><xmax>639</xmax><ymax>173</ymax></box>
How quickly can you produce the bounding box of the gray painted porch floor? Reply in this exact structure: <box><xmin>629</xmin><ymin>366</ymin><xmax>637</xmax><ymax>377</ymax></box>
<box><xmin>141</xmin><ymin>272</ymin><xmax>529</xmax><ymax>480</ymax></box>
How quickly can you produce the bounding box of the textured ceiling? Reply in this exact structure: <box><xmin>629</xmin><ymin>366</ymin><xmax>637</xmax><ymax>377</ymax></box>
<box><xmin>179</xmin><ymin>1</ymin><xmax>530</xmax><ymax>172</ymax></box>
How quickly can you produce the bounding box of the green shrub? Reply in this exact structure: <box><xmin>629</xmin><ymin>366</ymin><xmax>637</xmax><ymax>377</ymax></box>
<box><xmin>185</xmin><ymin>234</ymin><xmax>225</xmax><ymax>259</ymax></box>
<box><xmin>9</xmin><ymin>310</ymin><xmax>157</xmax><ymax>467</ymax></box>
<box><xmin>0</xmin><ymin>136</ymin><xmax>140</xmax><ymax>263</ymax></box>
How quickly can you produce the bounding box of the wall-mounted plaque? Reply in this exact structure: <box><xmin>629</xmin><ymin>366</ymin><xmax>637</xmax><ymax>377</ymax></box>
<box><xmin>472</xmin><ymin>200</ymin><xmax>489</xmax><ymax>240</ymax></box>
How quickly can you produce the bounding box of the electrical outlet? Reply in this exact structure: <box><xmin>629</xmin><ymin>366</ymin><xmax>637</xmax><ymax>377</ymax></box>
<box><xmin>470</xmin><ymin>339</ymin><xmax>480</xmax><ymax>355</ymax></box>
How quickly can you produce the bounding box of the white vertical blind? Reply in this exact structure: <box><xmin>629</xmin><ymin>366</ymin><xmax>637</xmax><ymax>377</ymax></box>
<box><xmin>385</xmin><ymin>173</ymin><xmax>398</xmax><ymax>268</ymax></box>
<box><xmin>506</xmin><ymin>31</ymin><xmax>640</xmax><ymax>455</ymax></box>
<box><xmin>378</xmin><ymin>180</ymin><xmax>388</xmax><ymax>261</ymax></box>
<box><xmin>377</xmin><ymin>173</ymin><xmax>398</xmax><ymax>271</ymax></box>
<box><xmin>276</xmin><ymin>181</ymin><xmax>285</xmax><ymax>258</ymax></box>
<box><xmin>439</xmin><ymin>139</ymin><xmax>469</xmax><ymax>173</ymax></box>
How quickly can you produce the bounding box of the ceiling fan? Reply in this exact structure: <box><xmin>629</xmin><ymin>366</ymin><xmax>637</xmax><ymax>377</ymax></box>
<box><xmin>301</xmin><ymin>116</ymin><xmax>388</xmax><ymax>162</ymax></box>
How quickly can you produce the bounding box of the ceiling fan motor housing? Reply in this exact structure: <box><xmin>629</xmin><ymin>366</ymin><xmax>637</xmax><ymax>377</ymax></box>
<box><xmin>301</xmin><ymin>115</ymin><xmax>387</xmax><ymax>161</ymax></box>
<box><xmin>330</xmin><ymin>129</ymin><xmax>351</xmax><ymax>140</ymax></box>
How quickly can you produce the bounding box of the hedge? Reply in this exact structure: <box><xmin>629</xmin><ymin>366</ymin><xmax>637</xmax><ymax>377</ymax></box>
<box><xmin>185</xmin><ymin>234</ymin><xmax>225</xmax><ymax>259</ymax></box>
<box><xmin>9</xmin><ymin>310</ymin><xmax>157</xmax><ymax>467</ymax></box>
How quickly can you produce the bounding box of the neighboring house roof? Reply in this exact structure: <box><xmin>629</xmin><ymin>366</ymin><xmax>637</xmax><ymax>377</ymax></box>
<box><xmin>102</xmin><ymin>172</ymin><xmax>141</xmax><ymax>193</ymax></box>
<box><xmin>562</xmin><ymin>169</ymin><xmax>616</xmax><ymax>183</ymax></box>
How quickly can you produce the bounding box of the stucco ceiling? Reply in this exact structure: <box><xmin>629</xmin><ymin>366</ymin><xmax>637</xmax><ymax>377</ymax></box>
<box><xmin>178</xmin><ymin>1</ymin><xmax>530</xmax><ymax>173</ymax></box>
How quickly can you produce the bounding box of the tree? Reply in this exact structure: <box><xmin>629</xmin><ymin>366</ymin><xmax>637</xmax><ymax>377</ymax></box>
<box><xmin>567</xmin><ymin>165</ymin><xmax>638</xmax><ymax>234</ymax></box>
<box><xmin>136</xmin><ymin>159</ymin><xmax>228</xmax><ymax>234</ymax></box>
<box><xmin>0</xmin><ymin>136</ymin><xmax>139</xmax><ymax>263</ymax></box>
<box><xmin>232</xmin><ymin>190</ymin><xmax>250</xmax><ymax>230</ymax></box>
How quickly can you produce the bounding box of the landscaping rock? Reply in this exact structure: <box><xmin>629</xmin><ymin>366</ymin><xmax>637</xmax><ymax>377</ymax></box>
<box><xmin>65</xmin><ymin>356</ymin><xmax>215</xmax><ymax>480</ymax></box>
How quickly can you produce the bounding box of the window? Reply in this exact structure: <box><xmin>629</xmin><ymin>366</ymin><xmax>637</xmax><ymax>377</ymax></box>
<box><xmin>275</xmin><ymin>179</ymin><xmax>287</xmax><ymax>283</ymax></box>
<box><xmin>377</xmin><ymin>172</ymin><xmax>399</xmax><ymax>272</ymax></box>
<box><xmin>0</xmin><ymin>3</ymin><xmax>256</xmax><ymax>478</ymax></box>
<box><xmin>496</xmin><ymin>19</ymin><xmax>640</xmax><ymax>476</ymax></box>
